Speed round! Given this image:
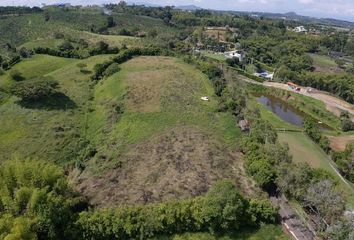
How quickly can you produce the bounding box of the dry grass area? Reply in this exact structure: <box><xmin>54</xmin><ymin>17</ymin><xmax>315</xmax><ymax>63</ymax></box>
<box><xmin>74</xmin><ymin>127</ymin><xmax>259</xmax><ymax>207</ymax></box>
<box><xmin>125</xmin><ymin>71</ymin><xmax>164</xmax><ymax>112</ymax></box>
<box><xmin>329</xmin><ymin>135</ymin><xmax>354</xmax><ymax>152</ymax></box>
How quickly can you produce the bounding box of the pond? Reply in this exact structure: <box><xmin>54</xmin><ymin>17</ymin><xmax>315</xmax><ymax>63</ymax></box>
<box><xmin>256</xmin><ymin>95</ymin><xmax>304</xmax><ymax>126</ymax></box>
<box><xmin>255</xmin><ymin>94</ymin><xmax>332</xmax><ymax>130</ymax></box>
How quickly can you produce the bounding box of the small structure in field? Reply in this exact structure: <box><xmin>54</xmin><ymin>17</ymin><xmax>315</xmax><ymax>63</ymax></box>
<box><xmin>293</xmin><ymin>26</ymin><xmax>307</xmax><ymax>33</ymax></box>
<box><xmin>239</xmin><ymin>119</ymin><xmax>250</xmax><ymax>132</ymax></box>
<box><xmin>201</xmin><ymin>96</ymin><xmax>210</xmax><ymax>101</ymax></box>
<box><xmin>224</xmin><ymin>50</ymin><xmax>245</xmax><ymax>62</ymax></box>
<box><xmin>287</xmin><ymin>82</ymin><xmax>301</xmax><ymax>92</ymax></box>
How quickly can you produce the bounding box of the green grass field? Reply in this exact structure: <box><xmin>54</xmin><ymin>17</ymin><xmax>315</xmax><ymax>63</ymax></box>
<box><xmin>1</xmin><ymin>54</ymin><xmax>255</xmax><ymax>208</ymax></box>
<box><xmin>201</xmin><ymin>51</ymin><xmax>227</xmax><ymax>61</ymax></box>
<box><xmin>0</xmin><ymin>54</ymin><xmax>77</xmax><ymax>88</ymax></box>
<box><xmin>0</xmin><ymin>54</ymin><xmax>114</xmax><ymax>164</ymax></box>
<box><xmin>308</xmin><ymin>53</ymin><xmax>338</xmax><ymax>68</ymax></box>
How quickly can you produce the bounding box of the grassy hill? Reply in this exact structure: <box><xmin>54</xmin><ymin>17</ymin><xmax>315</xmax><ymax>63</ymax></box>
<box><xmin>0</xmin><ymin>9</ymin><xmax>177</xmax><ymax>51</ymax></box>
<box><xmin>73</xmin><ymin>56</ymin><xmax>259</xmax><ymax>206</ymax></box>
<box><xmin>0</xmin><ymin>54</ymin><xmax>259</xmax><ymax>207</ymax></box>
<box><xmin>0</xmin><ymin>54</ymin><xmax>114</xmax><ymax>164</ymax></box>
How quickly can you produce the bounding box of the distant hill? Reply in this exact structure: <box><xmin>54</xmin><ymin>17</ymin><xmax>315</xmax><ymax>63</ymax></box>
<box><xmin>176</xmin><ymin>5</ymin><xmax>203</xmax><ymax>11</ymax></box>
<box><xmin>222</xmin><ymin>10</ymin><xmax>354</xmax><ymax>29</ymax></box>
<box><xmin>127</xmin><ymin>1</ymin><xmax>161</xmax><ymax>7</ymax></box>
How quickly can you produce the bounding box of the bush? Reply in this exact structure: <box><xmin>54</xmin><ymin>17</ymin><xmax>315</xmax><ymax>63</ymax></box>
<box><xmin>10</xmin><ymin>77</ymin><xmax>59</xmax><ymax>102</ymax></box>
<box><xmin>102</xmin><ymin>63</ymin><xmax>120</xmax><ymax>77</ymax></box>
<box><xmin>19</xmin><ymin>47</ymin><xmax>33</xmax><ymax>58</ymax></box>
<box><xmin>341</xmin><ymin>118</ymin><xmax>354</xmax><ymax>132</ymax></box>
<box><xmin>77</xmin><ymin>181</ymin><xmax>277</xmax><ymax>239</ymax></box>
<box><xmin>10</xmin><ymin>70</ymin><xmax>25</xmax><ymax>81</ymax></box>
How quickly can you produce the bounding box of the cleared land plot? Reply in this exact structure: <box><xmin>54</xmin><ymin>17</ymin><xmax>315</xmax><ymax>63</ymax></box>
<box><xmin>308</xmin><ymin>53</ymin><xmax>341</xmax><ymax>73</ymax></box>
<box><xmin>204</xmin><ymin>29</ymin><xmax>229</xmax><ymax>42</ymax></box>
<box><xmin>329</xmin><ymin>135</ymin><xmax>354</xmax><ymax>152</ymax></box>
<box><xmin>74</xmin><ymin>56</ymin><xmax>260</xmax><ymax>207</ymax></box>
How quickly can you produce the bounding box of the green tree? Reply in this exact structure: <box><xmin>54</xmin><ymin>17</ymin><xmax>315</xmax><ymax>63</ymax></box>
<box><xmin>303</xmin><ymin>117</ymin><xmax>321</xmax><ymax>143</ymax></box>
<box><xmin>201</xmin><ymin>180</ymin><xmax>248</xmax><ymax>232</ymax></box>
<box><xmin>0</xmin><ymin>159</ymin><xmax>87</xmax><ymax>240</ymax></box>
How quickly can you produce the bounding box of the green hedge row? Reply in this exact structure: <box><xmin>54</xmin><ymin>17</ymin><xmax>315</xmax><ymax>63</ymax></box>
<box><xmin>77</xmin><ymin>181</ymin><xmax>277</xmax><ymax>240</ymax></box>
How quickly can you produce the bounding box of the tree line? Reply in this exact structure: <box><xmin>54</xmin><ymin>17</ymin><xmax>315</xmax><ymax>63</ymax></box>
<box><xmin>0</xmin><ymin>160</ymin><xmax>277</xmax><ymax>240</ymax></box>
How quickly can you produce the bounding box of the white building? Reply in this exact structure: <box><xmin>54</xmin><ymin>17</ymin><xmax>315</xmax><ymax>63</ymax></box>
<box><xmin>224</xmin><ymin>50</ymin><xmax>245</xmax><ymax>62</ymax></box>
<box><xmin>293</xmin><ymin>26</ymin><xmax>307</xmax><ymax>33</ymax></box>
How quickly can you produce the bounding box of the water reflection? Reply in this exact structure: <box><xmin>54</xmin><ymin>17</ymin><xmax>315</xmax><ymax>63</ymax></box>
<box><xmin>257</xmin><ymin>95</ymin><xmax>304</xmax><ymax>126</ymax></box>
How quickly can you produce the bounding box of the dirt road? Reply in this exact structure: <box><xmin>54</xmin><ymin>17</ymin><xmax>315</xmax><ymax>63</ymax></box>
<box><xmin>270</xmin><ymin>196</ymin><xmax>317</xmax><ymax>240</ymax></box>
<box><xmin>233</xmin><ymin>71</ymin><xmax>354</xmax><ymax>119</ymax></box>
<box><xmin>264</xmin><ymin>82</ymin><xmax>354</xmax><ymax>117</ymax></box>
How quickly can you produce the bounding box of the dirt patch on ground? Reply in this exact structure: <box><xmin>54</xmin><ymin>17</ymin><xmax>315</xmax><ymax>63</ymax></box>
<box><xmin>73</xmin><ymin>127</ymin><xmax>259</xmax><ymax>207</ymax></box>
<box><xmin>125</xmin><ymin>71</ymin><xmax>164</xmax><ymax>112</ymax></box>
<box><xmin>329</xmin><ymin>135</ymin><xmax>354</xmax><ymax>152</ymax></box>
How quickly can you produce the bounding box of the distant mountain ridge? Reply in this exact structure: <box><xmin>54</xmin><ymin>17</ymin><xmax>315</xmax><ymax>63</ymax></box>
<box><xmin>125</xmin><ymin>1</ymin><xmax>354</xmax><ymax>28</ymax></box>
<box><xmin>176</xmin><ymin>5</ymin><xmax>203</xmax><ymax>11</ymax></box>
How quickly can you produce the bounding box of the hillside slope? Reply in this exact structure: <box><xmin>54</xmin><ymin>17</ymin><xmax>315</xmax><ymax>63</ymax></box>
<box><xmin>72</xmin><ymin>56</ymin><xmax>259</xmax><ymax>206</ymax></box>
<box><xmin>0</xmin><ymin>54</ymin><xmax>114</xmax><ymax>163</ymax></box>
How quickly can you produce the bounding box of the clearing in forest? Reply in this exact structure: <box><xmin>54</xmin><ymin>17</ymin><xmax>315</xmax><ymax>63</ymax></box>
<box><xmin>74</xmin><ymin>56</ymin><xmax>260</xmax><ymax>206</ymax></box>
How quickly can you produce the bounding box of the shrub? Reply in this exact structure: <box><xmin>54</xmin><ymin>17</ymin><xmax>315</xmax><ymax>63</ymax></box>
<box><xmin>77</xmin><ymin>181</ymin><xmax>277</xmax><ymax>239</ymax></box>
<box><xmin>10</xmin><ymin>77</ymin><xmax>59</xmax><ymax>102</ymax></box>
<box><xmin>102</xmin><ymin>63</ymin><xmax>120</xmax><ymax>77</ymax></box>
<box><xmin>10</xmin><ymin>70</ymin><xmax>25</xmax><ymax>81</ymax></box>
<box><xmin>341</xmin><ymin>118</ymin><xmax>354</xmax><ymax>132</ymax></box>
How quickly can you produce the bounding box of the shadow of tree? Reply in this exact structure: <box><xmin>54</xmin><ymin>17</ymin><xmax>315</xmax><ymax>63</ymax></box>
<box><xmin>18</xmin><ymin>92</ymin><xmax>77</xmax><ymax>110</ymax></box>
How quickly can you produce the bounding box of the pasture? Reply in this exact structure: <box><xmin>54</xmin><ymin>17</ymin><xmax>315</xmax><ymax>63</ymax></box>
<box><xmin>74</xmin><ymin>56</ymin><xmax>260</xmax><ymax>206</ymax></box>
<box><xmin>0</xmin><ymin>54</ymin><xmax>113</xmax><ymax>164</ymax></box>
